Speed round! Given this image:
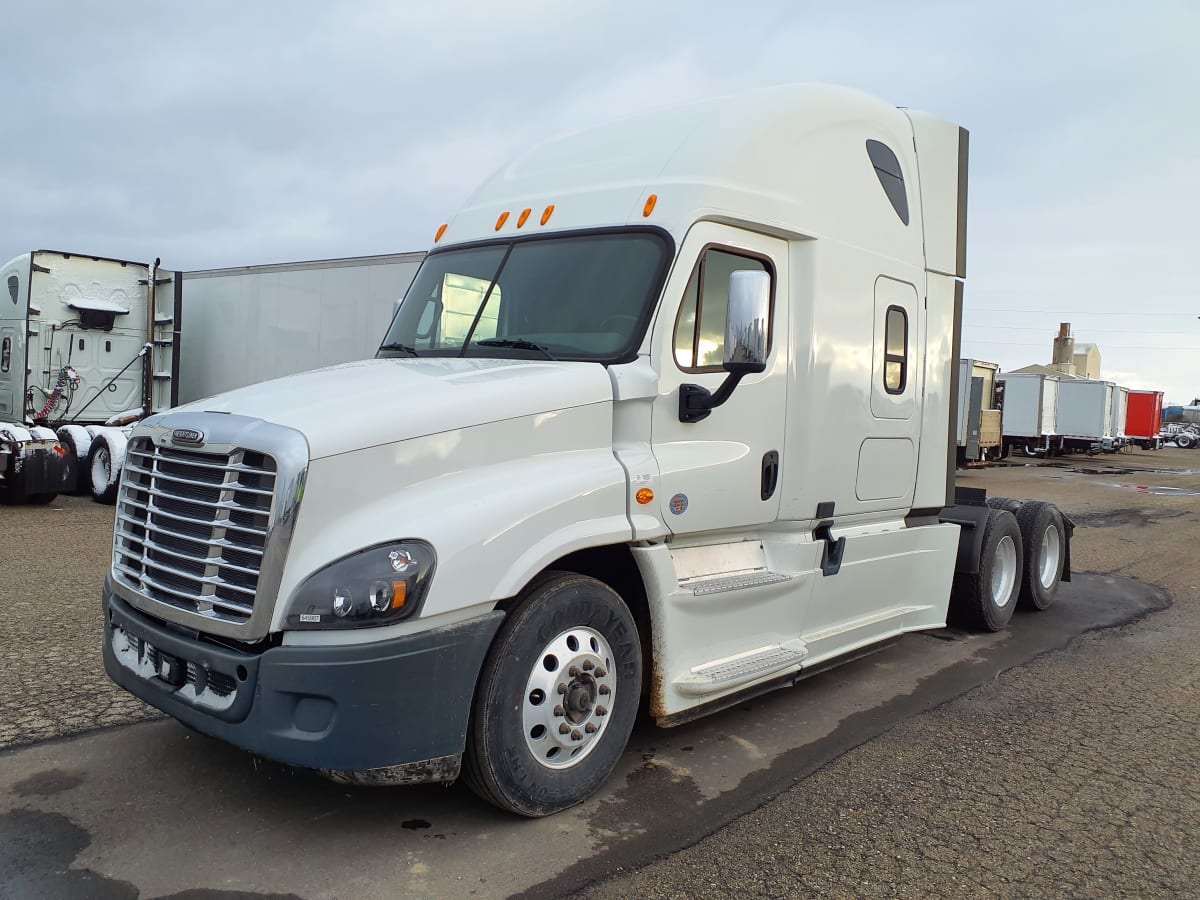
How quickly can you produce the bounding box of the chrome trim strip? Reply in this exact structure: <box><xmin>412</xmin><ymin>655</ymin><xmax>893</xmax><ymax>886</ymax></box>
<box><xmin>117</xmin><ymin>495</ymin><xmax>269</xmax><ymax>538</ymax></box>
<box><xmin>124</xmin><ymin>463</ymin><xmax>276</xmax><ymax>497</ymax></box>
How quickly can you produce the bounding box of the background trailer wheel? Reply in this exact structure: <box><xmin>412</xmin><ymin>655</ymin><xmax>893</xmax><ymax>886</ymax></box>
<box><xmin>88</xmin><ymin>433</ymin><xmax>127</xmax><ymax>505</ymax></box>
<box><xmin>1015</xmin><ymin>501</ymin><xmax>1067</xmax><ymax>610</ymax></box>
<box><xmin>950</xmin><ymin>508</ymin><xmax>1024</xmax><ymax>632</ymax></box>
<box><xmin>462</xmin><ymin>572</ymin><xmax>642</xmax><ymax>817</ymax></box>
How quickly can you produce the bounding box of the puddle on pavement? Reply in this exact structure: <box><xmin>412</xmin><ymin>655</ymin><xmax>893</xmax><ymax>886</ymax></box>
<box><xmin>1021</xmin><ymin>462</ymin><xmax>1200</xmax><ymax>477</ymax></box>
<box><xmin>1102</xmin><ymin>482</ymin><xmax>1200</xmax><ymax>496</ymax></box>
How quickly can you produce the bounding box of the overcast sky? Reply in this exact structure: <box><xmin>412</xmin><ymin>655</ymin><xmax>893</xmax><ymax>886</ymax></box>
<box><xmin>3</xmin><ymin>1</ymin><xmax>1197</xmax><ymax>402</ymax></box>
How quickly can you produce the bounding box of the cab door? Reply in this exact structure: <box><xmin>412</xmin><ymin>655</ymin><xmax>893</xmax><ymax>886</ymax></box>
<box><xmin>649</xmin><ymin>223</ymin><xmax>788</xmax><ymax>534</ymax></box>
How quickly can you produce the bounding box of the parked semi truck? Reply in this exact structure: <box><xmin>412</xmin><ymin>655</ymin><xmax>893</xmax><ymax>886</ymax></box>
<box><xmin>101</xmin><ymin>85</ymin><xmax>1073</xmax><ymax>816</ymax></box>
<box><xmin>955</xmin><ymin>357</ymin><xmax>1003</xmax><ymax>463</ymax></box>
<box><xmin>0</xmin><ymin>250</ymin><xmax>178</xmax><ymax>504</ymax></box>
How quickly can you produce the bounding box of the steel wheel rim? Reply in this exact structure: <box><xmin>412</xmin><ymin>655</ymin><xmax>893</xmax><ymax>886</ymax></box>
<box><xmin>991</xmin><ymin>535</ymin><xmax>1017</xmax><ymax>608</ymax></box>
<box><xmin>522</xmin><ymin>626</ymin><xmax>616</xmax><ymax>770</ymax></box>
<box><xmin>1039</xmin><ymin>524</ymin><xmax>1061</xmax><ymax>590</ymax></box>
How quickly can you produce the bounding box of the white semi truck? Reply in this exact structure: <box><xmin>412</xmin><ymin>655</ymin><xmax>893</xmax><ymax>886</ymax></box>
<box><xmin>101</xmin><ymin>85</ymin><xmax>1073</xmax><ymax>816</ymax></box>
<box><xmin>0</xmin><ymin>251</ymin><xmax>178</xmax><ymax>504</ymax></box>
<box><xmin>0</xmin><ymin>251</ymin><xmax>423</xmax><ymax>505</ymax></box>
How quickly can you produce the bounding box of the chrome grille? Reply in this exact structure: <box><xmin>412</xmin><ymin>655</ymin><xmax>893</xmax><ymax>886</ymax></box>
<box><xmin>113</xmin><ymin>437</ymin><xmax>277</xmax><ymax>624</ymax></box>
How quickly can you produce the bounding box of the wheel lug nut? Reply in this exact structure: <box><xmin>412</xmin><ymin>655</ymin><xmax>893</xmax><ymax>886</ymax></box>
<box><xmin>568</xmin><ymin>666</ymin><xmax>580</xmax><ymax>677</ymax></box>
<box><xmin>553</xmin><ymin>705</ymin><xmax>565</xmax><ymax>717</ymax></box>
<box><xmin>557</xmin><ymin>684</ymin><xmax>568</xmax><ymax>695</ymax></box>
<box><xmin>571</xmin><ymin>730</ymin><xmax>582</xmax><ymax>741</ymax></box>
<box><xmin>594</xmin><ymin>668</ymin><xmax>607</xmax><ymax>678</ymax></box>
<box><xmin>582</xmin><ymin>660</ymin><xmax>594</xmax><ymax>671</ymax></box>
<box><xmin>599</xmin><ymin>685</ymin><xmax>611</xmax><ymax>695</ymax></box>
<box><xmin>559</xmin><ymin>723</ymin><xmax>571</xmax><ymax>735</ymax></box>
<box><xmin>595</xmin><ymin>706</ymin><xmax>607</xmax><ymax>716</ymax></box>
<box><xmin>585</xmin><ymin>723</ymin><xmax>597</xmax><ymax>734</ymax></box>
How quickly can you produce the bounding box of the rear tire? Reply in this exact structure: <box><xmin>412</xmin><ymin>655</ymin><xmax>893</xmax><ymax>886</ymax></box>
<box><xmin>1176</xmin><ymin>432</ymin><xmax>1196</xmax><ymax>450</ymax></box>
<box><xmin>985</xmin><ymin>496</ymin><xmax>1022</xmax><ymax>516</ymax></box>
<box><xmin>1015</xmin><ymin>501</ymin><xmax>1066</xmax><ymax>610</ymax></box>
<box><xmin>27</xmin><ymin>492</ymin><xmax>57</xmax><ymax>505</ymax></box>
<box><xmin>462</xmin><ymin>572</ymin><xmax>642</xmax><ymax>817</ymax></box>
<box><xmin>56</xmin><ymin>426</ymin><xmax>92</xmax><ymax>495</ymax></box>
<box><xmin>88</xmin><ymin>436</ymin><xmax>121</xmax><ymax>505</ymax></box>
<box><xmin>950</xmin><ymin>509</ymin><xmax>1023</xmax><ymax>632</ymax></box>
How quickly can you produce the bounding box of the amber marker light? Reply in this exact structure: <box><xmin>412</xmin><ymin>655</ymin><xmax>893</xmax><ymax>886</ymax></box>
<box><xmin>391</xmin><ymin>581</ymin><xmax>408</xmax><ymax>610</ymax></box>
<box><xmin>643</xmin><ymin>194</ymin><xmax>658</xmax><ymax>217</ymax></box>
<box><xmin>517</xmin><ymin>208</ymin><xmax>531</xmax><ymax>228</ymax></box>
<box><xmin>636</xmin><ymin>488</ymin><xmax>654</xmax><ymax>505</ymax></box>
<box><xmin>435</xmin><ymin>223</ymin><xmax>448</xmax><ymax>242</ymax></box>
<box><xmin>541</xmin><ymin>204</ymin><xmax>555</xmax><ymax>225</ymax></box>
<box><xmin>495</xmin><ymin>211</ymin><xmax>510</xmax><ymax>231</ymax></box>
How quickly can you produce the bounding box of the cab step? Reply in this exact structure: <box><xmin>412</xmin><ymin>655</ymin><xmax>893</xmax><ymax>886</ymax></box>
<box><xmin>675</xmin><ymin>642</ymin><xmax>806</xmax><ymax>696</ymax></box>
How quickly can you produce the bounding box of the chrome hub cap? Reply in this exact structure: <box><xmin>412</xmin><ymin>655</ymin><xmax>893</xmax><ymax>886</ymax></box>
<box><xmin>1039</xmin><ymin>524</ymin><xmax>1062</xmax><ymax>590</ymax></box>
<box><xmin>522</xmin><ymin>626</ymin><xmax>616</xmax><ymax>770</ymax></box>
<box><xmin>991</xmin><ymin>535</ymin><xmax>1018</xmax><ymax>608</ymax></box>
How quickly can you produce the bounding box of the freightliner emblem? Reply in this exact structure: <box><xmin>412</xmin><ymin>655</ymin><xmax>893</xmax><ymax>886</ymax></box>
<box><xmin>171</xmin><ymin>428</ymin><xmax>204</xmax><ymax>445</ymax></box>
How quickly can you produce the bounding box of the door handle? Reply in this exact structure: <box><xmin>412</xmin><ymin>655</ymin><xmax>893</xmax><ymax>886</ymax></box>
<box><xmin>761</xmin><ymin>450</ymin><xmax>779</xmax><ymax>501</ymax></box>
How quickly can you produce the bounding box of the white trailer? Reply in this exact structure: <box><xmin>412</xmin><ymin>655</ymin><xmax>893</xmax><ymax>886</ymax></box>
<box><xmin>101</xmin><ymin>85</ymin><xmax>1073</xmax><ymax>817</ymax></box>
<box><xmin>1108</xmin><ymin>385</ymin><xmax>1129</xmax><ymax>449</ymax></box>
<box><xmin>0</xmin><ymin>250</ymin><xmax>177</xmax><ymax>503</ymax></box>
<box><xmin>997</xmin><ymin>372</ymin><xmax>1060</xmax><ymax>457</ymax></box>
<box><xmin>1057</xmin><ymin>379</ymin><xmax>1117</xmax><ymax>454</ymax></box>
<box><xmin>956</xmin><ymin>358</ymin><xmax>1002</xmax><ymax>462</ymax></box>
<box><xmin>178</xmin><ymin>253</ymin><xmax>423</xmax><ymax>404</ymax></box>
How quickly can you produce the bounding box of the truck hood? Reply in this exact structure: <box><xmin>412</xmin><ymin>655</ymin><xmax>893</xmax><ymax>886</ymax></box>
<box><xmin>177</xmin><ymin>358</ymin><xmax>615</xmax><ymax>459</ymax></box>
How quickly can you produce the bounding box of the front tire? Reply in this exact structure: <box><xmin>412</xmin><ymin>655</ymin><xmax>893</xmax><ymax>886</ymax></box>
<box><xmin>462</xmin><ymin>572</ymin><xmax>642</xmax><ymax>817</ymax></box>
<box><xmin>1015</xmin><ymin>501</ymin><xmax>1066</xmax><ymax>610</ymax></box>
<box><xmin>950</xmin><ymin>509</ymin><xmax>1024</xmax><ymax>632</ymax></box>
<box><xmin>1176</xmin><ymin>432</ymin><xmax>1196</xmax><ymax>449</ymax></box>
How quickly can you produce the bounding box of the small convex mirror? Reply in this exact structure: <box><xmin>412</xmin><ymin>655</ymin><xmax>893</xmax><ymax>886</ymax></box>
<box><xmin>723</xmin><ymin>270</ymin><xmax>769</xmax><ymax>374</ymax></box>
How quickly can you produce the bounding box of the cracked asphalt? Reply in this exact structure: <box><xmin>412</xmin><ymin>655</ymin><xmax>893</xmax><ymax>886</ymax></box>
<box><xmin>1</xmin><ymin>449</ymin><xmax>1198</xmax><ymax>897</ymax></box>
<box><xmin>0</xmin><ymin>498</ymin><xmax>160</xmax><ymax>751</ymax></box>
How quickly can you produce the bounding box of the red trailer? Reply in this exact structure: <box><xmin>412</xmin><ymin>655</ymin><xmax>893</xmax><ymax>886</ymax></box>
<box><xmin>1126</xmin><ymin>390</ymin><xmax>1164</xmax><ymax>449</ymax></box>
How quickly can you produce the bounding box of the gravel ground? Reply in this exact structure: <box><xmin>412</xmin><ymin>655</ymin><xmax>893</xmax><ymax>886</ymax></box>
<box><xmin>581</xmin><ymin>449</ymin><xmax>1200</xmax><ymax>897</ymax></box>
<box><xmin>2</xmin><ymin>450</ymin><xmax>1199</xmax><ymax>896</ymax></box>
<box><xmin>0</xmin><ymin>496</ymin><xmax>161</xmax><ymax>750</ymax></box>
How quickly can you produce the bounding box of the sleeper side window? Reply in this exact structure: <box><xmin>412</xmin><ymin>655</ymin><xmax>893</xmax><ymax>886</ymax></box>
<box><xmin>884</xmin><ymin>305</ymin><xmax>908</xmax><ymax>394</ymax></box>
<box><xmin>7</xmin><ymin>275</ymin><xmax>17</xmax><ymax>306</ymax></box>
<box><xmin>866</xmin><ymin>140</ymin><xmax>909</xmax><ymax>225</ymax></box>
<box><xmin>673</xmin><ymin>249</ymin><xmax>771</xmax><ymax>371</ymax></box>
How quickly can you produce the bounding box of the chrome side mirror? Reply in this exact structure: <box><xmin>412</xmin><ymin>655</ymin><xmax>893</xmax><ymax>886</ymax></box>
<box><xmin>723</xmin><ymin>270</ymin><xmax>769</xmax><ymax>374</ymax></box>
<box><xmin>679</xmin><ymin>269</ymin><xmax>771</xmax><ymax>423</ymax></box>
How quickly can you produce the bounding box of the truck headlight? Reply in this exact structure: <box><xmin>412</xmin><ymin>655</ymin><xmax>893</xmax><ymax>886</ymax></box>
<box><xmin>283</xmin><ymin>540</ymin><xmax>436</xmax><ymax>629</ymax></box>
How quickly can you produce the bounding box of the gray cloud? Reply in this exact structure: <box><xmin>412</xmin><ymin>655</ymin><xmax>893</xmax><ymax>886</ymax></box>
<box><xmin>2</xmin><ymin>0</ymin><xmax>1197</xmax><ymax>399</ymax></box>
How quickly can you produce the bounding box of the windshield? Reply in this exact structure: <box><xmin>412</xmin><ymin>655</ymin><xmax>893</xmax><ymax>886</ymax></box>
<box><xmin>377</xmin><ymin>229</ymin><xmax>672</xmax><ymax>364</ymax></box>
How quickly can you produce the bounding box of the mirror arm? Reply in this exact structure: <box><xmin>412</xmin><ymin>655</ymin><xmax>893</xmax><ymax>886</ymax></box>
<box><xmin>678</xmin><ymin>372</ymin><xmax>747</xmax><ymax>423</ymax></box>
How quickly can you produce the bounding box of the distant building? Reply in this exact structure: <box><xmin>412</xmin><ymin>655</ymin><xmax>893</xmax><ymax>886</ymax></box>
<box><xmin>1010</xmin><ymin>323</ymin><xmax>1100</xmax><ymax>379</ymax></box>
<box><xmin>1073</xmin><ymin>342</ymin><xmax>1101</xmax><ymax>379</ymax></box>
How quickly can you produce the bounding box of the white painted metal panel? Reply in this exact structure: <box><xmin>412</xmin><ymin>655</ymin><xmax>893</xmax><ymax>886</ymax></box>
<box><xmin>996</xmin><ymin>373</ymin><xmax>1047</xmax><ymax>438</ymax></box>
<box><xmin>1110</xmin><ymin>386</ymin><xmax>1129</xmax><ymax>438</ymax></box>
<box><xmin>1041</xmin><ymin>377</ymin><xmax>1059</xmax><ymax>435</ymax></box>
<box><xmin>1057</xmin><ymin>380</ymin><xmax>1114</xmax><ymax>439</ymax></box>
<box><xmin>178</xmin><ymin>254</ymin><xmax>422</xmax><ymax>404</ymax></box>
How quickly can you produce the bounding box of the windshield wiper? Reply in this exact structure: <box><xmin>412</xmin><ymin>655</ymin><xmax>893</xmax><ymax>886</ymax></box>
<box><xmin>474</xmin><ymin>338</ymin><xmax>557</xmax><ymax>360</ymax></box>
<box><xmin>378</xmin><ymin>342</ymin><xmax>419</xmax><ymax>356</ymax></box>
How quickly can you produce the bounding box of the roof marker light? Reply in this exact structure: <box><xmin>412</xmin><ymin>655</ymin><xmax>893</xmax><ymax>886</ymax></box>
<box><xmin>495</xmin><ymin>211</ymin><xmax>510</xmax><ymax>231</ymax></box>
<box><xmin>517</xmin><ymin>208</ymin><xmax>531</xmax><ymax>228</ymax></box>
<box><xmin>643</xmin><ymin>194</ymin><xmax>658</xmax><ymax>217</ymax></box>
<box><xmin>541</xmin><ymin>205</ymin><xmax>555</xmax><ymax>226</ymax></box>
<box><xmin>435</xmin><ymin>224</ymin><xmax>448</xmax><ymax>242</ymax></box>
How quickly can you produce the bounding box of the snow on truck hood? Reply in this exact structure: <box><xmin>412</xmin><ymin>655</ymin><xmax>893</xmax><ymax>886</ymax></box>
<box><xmin>174</xmin><ymin>357</ymin><xmax>615</xmax><ymax>459</ymax></box>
